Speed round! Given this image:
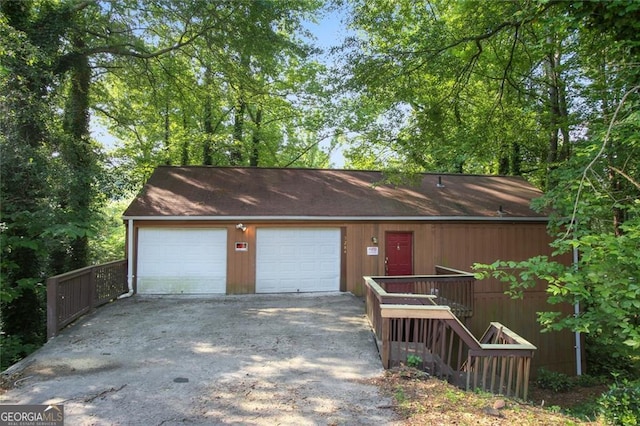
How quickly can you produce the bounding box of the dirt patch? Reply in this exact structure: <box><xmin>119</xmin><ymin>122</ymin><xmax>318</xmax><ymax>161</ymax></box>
<box><xmin>21</xmin><ymin>359</ymin><xmax>122</xmax><ymax>379</ymax></box>
<box><xmin>374</xmin><ymin>366</ymin><xmax>605</xmax><ymax>425</ymax></box>
<box><xmin>528</xmin><ymin>383</ymin><xmax>609</xmax><ymax>411</ymax></box>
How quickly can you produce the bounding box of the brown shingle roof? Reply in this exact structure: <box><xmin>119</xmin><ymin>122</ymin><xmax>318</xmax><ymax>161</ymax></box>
<box><xmin>123</xmin><ymin>166</ymin><xmax>546</xmax><ymax>220</ymax></box>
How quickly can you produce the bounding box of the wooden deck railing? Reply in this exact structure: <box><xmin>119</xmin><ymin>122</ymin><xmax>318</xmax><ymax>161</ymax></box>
<box><xmin>372</xmin><ymin>266</ymin><xmax>475</xmax><ymax>319</ymax></box>
<box><xmin>364</xmin><ymin>269</ymin><xmax>536</xmax><ymax>400</ymax></box>
<box><xmin>47</xmin><ymin>259</ymin><xmax>128</xmax><ymax>339</ymax></box>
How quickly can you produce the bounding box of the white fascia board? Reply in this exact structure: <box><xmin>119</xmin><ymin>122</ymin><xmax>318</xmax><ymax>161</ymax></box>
<box><xmin>122</xmin><ymin>215</ymin><xmax>549</xmax><ymax>222</ymax></box>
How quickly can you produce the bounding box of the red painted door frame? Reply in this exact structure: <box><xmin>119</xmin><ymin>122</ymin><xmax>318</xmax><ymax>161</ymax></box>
<box><xmin>384</xmin><ymin>232</ymin><xmax>413</xmax><ymax>276</ymax></box>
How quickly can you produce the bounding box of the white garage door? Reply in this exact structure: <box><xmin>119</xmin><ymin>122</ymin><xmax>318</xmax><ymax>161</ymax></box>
<box><xmin>137</xmin><ymin>228</ymin><xmax>227</xmax><ymax>294</ymax></box>
<box><xmin>256</xmin><ymin>228</ymin><xmax>341</xmax><ymax>293</ymax></box>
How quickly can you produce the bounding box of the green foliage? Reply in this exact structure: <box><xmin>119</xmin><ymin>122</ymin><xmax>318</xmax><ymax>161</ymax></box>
<box><xmin>338</xmin><ymin>0</ymin><xmax>578</xmax><ymax>179</ymax></box>
<box><xmin>444</xmin><ymin>387</ymin><xmax>464</xmax><ymax>403</ymax></box>
<box><xmin>598</xmin><ymin>379</ymin><xmax>640</xmax><ymax>426</ymax></box>
<box><xmin>474</xmin><ymin>206</ymin><xmax>640</xmax><ymax>356</ymax></box>
<box><xmin>0</xmin><ymin>334</ymin><xmax>41</xmax><ymax>372</ymax></box>
<box><xmin>563</xmin><ymin>399</ymin><xmax>601</xmax><ymax>422</ymax></box>
<box><xmin>394</xmin><ymin>386</ymin><xmax>407</xmax><ymax>405</ymax></box>
<box><xmin>97</xmin><ymin>0</ymin><xmax>330</xmax><ymax>186</ymax></box>
<box><xmin>89</xmin><ymin>196</ymin><xmax>134</xmax><ymax>264</ymax></box>
<box><xmin>535</xmin><ymin>369</ymin><xmax>612</xmax><ymax>422</ymax></box>
<box><xmin>536</xmin><ymin>368</ymin><xmax>575</xmax><ymax>393</ymax></box>
<box><xmin>473</xmin><ymin>75</ymin><xmax>639</xmax><ymax>361</ymax></box>
<box><xmin>574</xmin><ymin>374</ymin><xmax>608</xmax><ymax>388</ymax></box>
<box><xmin>406</xmin><ymin>354</ymin><xmax>422</xmax><ymax>369</ymax></box>
<box><xmin>585</xmin><ymin>337</ymin><xmax>639</xmax><ymax>378</ymax></box>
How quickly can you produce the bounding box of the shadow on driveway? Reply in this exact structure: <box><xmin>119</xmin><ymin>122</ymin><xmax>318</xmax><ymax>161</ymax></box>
<box><xmin>1</xmin><ymin>293</ymin><xmax>400</xmax><ymax>425</ymax></box>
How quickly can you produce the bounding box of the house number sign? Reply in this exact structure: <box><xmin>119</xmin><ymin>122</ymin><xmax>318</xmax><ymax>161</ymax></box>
<box><xmin>235</xmin><ymin>242</ymin><xmax>248</xmax><ymax>251</ymax></box>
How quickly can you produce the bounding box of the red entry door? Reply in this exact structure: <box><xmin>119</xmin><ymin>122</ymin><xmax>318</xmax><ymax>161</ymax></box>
<box><xmin>385</xmin><ymin>232</ymin><xmax>413</xmax><ymax>276</ymax></box>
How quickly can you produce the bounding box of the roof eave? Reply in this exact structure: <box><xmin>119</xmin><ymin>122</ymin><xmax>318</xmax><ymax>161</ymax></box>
<box><xmin>122</xmin><ymin>215</ymin><xmax>548</xmax><ymax>222</ymax></box>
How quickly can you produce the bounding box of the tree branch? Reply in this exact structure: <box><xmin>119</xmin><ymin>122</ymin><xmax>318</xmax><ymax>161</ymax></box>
<box><xmin>497</xmin><ymin>23</ymin><xmax>520</xmax><ymax>105</ymax></box>
<box><xmin>610</xmin><ymin>166</ymin><xmax>640</xmax><ymax>191</ymax></box>
<box><xmin>563</xmin><ymin>85</ymin><xmax>640</xmax><ymax>239</ymax></box>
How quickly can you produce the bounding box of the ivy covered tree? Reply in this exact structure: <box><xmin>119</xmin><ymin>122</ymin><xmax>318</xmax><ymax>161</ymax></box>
<box><xmin>1</xmin><ymin>0</ymin><xmax>71</xmax><ymax>368</ymax></box>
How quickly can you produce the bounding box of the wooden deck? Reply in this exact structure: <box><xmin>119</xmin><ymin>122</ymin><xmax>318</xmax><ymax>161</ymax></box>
<box><xmin>365</xmin><ymin>267</ymin><xmax>536</xmax><ymax>400</ymax></box>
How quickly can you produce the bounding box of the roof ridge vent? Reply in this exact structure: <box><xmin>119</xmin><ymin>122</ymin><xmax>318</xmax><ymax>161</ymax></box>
<box><xmin>436</xmin><ymin>176</ymin><xmax>445</xmax><ymax>188</ymax></box>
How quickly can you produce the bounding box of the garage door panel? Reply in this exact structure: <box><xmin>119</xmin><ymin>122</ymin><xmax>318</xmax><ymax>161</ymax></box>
<box><xmin>256</xmin><ymin>228</ymin><xmax>340</xmax><ymax>293</ymax></box>
<box><xmin>137</xmin><ymin>228</ymin><xmax>227</xmax><ymax>294</ymax></box>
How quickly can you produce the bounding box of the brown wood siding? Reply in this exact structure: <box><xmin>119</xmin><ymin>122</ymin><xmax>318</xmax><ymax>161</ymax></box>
<box><xmin>340</xmin><ymin>227</ymin><xmax>347</xmax><ymax>292</ymax></box>
<box><xmin>433</xmin><ymin>222</ymin><xmax>562</xmax><ymax>293</ymax></box>
<box><xmin>473</xmin><ymin>291</ymin><xmax>576</xmax><ymax>375</ymax></box>
<box><xmin>227</xmin><ymin>224</ymin><xmax>256</xmax><ymax>294</ymax></box>
<box><xmin>132</xmin><ymin>219</ymin><xmax>576</xmax><ymax>374</ymax></box>
<box><xmin>430</xmin><ymin>222</ymin><xmax>575</xmax><ymax>375</ymax></box>
<box><xmin>133</xmin><ymin>220</ymin><xmax>562</xmax><ymax>296</ymax></box>
<box><xmin>344</xmin><ymin>222</ymin><xmax>437</xmax><ymax>294</ymax></box>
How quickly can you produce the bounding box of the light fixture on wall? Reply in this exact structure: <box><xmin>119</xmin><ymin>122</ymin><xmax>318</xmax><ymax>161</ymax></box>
<box><xmin>236</xmin><ymin>223</ymin><xmax>247</xmax><ymax>232</ymax></box>
<box><xmin>371</xmin><ymin>236</ymin><xmax>378</xmax><ymax>245</ymax></box>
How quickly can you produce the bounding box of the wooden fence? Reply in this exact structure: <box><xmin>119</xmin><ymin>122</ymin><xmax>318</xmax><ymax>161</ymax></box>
<box><xmin>46</xmin><ymin>259</ymin><xmax>128</xmax><ymax>339</ymax></box>
<box><xmin>364</xmin><ymin>268</ymin><xmax>536</xmax><ymax>400</ymax></box>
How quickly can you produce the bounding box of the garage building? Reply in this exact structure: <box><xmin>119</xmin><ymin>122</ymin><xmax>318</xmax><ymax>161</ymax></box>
<box><xmin>123</xmin><ymin>166</ymin><xmax>576</xmax><ymax>374</ymax></box>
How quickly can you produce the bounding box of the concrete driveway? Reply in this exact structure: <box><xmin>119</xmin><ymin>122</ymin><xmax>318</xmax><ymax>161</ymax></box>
<box><xmin>1</xmin><ymin>293</ymin><xmax>399</xmax><ymax>425</ymax></box>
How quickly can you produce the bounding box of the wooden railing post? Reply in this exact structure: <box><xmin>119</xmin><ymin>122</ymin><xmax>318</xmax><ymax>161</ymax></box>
<box><xmin>46</xmin><ymin>277</ymin><xmax>58</xmax><ymax>340</ymax></box>
<box><xmin>381</xmin><ymin>317</ymin><xmax>390</xmax><ymax>368</ymax></box>
<box><xmin>523</xmin><ymin>357</ymin><xmax>531</xmax><ymax>400</ymax></box>
<box><xmin>89</xmin><ymin>266</ymin><xmax>96</xmax><ymax>310</ymax></box>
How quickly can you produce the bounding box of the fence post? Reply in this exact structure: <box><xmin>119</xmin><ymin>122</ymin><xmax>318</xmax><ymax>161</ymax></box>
<box><xmin>89</xmin><ymin>265</ymin><xmax>97</xmax><ymax>310</ymax></box>
<box><xmin>46</xmin><ymin>277</ymin><xmax>58</xmax><ymax>339</ymax></box>
<box><xmin>466</xmin><ymin>353</ymin><xmax>472</xmax><ymax>391</ymax></box>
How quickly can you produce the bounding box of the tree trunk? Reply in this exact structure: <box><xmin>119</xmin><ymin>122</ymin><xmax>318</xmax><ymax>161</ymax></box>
<box><xmin>249</xmin><ymin>107</ymin><xmax>262</xmax><ymax>167</ymax></box>
<box><xmin>61</xmin><ymin>39</ymin><xmax>94</xmax><ymax>270</ymax></box>
<box><xmin>558</xmin><ymin>79</ymin><xmax>571</xmax><ymax>160</ymax></box>
<box><xmin>203</xmin><ymin>89</ymin><xmax>214</xmax><ymax>165</ymax></box>
<box><xmin>545</xmin><ymin>50</ymin><xmax>560</xmax><ymax>167</ymax></box>
<box><xmin>510</xmin><ymin>142</ymin><xmax>521</xmax><ymax>176</ymax></box>
<box><xmin>163</xmin><ymin>100</ymin><xmax>171</xmax><ymax>165</ymax></box>
<box><xmin>181</xmin><ymin>112</ymin><xmax>189</xmax><ymax>165</ymax></box>
<box><xmin>498</xmin><ymin>147</ymin><xmax>509</xmax><ymax>175</ymax></box>
<box><xmin>544</xmin><ymin>40</ymin><xmax>571</xmax><ymax>189</ymax></box>
<box><xmin>231</xmin><ymin>96</ymin><xmax>245</xmax><ymax>165</ymax></box>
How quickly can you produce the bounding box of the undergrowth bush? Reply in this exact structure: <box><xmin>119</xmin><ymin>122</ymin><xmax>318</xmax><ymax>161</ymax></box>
<box><xmin>0</xmin><ymin>335</ymin><xmax>39</xmax><ymax>371</ymax></box>
<box><xmin>536</xmin><ymin>368</ymin><xmax>575</xmax><ymax>392</ymax></box>
<box><xmin>598</xmin><ymin>379</ymin><xmax>640</xmax><ymax>426</ymax></box>
<box><xmin>586</xmin><ymin>338</ymin><xmax>638</xmax><ymax>378</ymax></box>
<box><xmin>406</xmin><ymin>354</ymin><xmax>422</xmax><ymax>369</ymax></box>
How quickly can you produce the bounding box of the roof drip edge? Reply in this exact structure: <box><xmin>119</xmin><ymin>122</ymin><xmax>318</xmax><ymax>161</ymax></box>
<box><xmin>122</xmin><ymin>215</ymin><xmax>548</xmax><ymax>222</ymax></box>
